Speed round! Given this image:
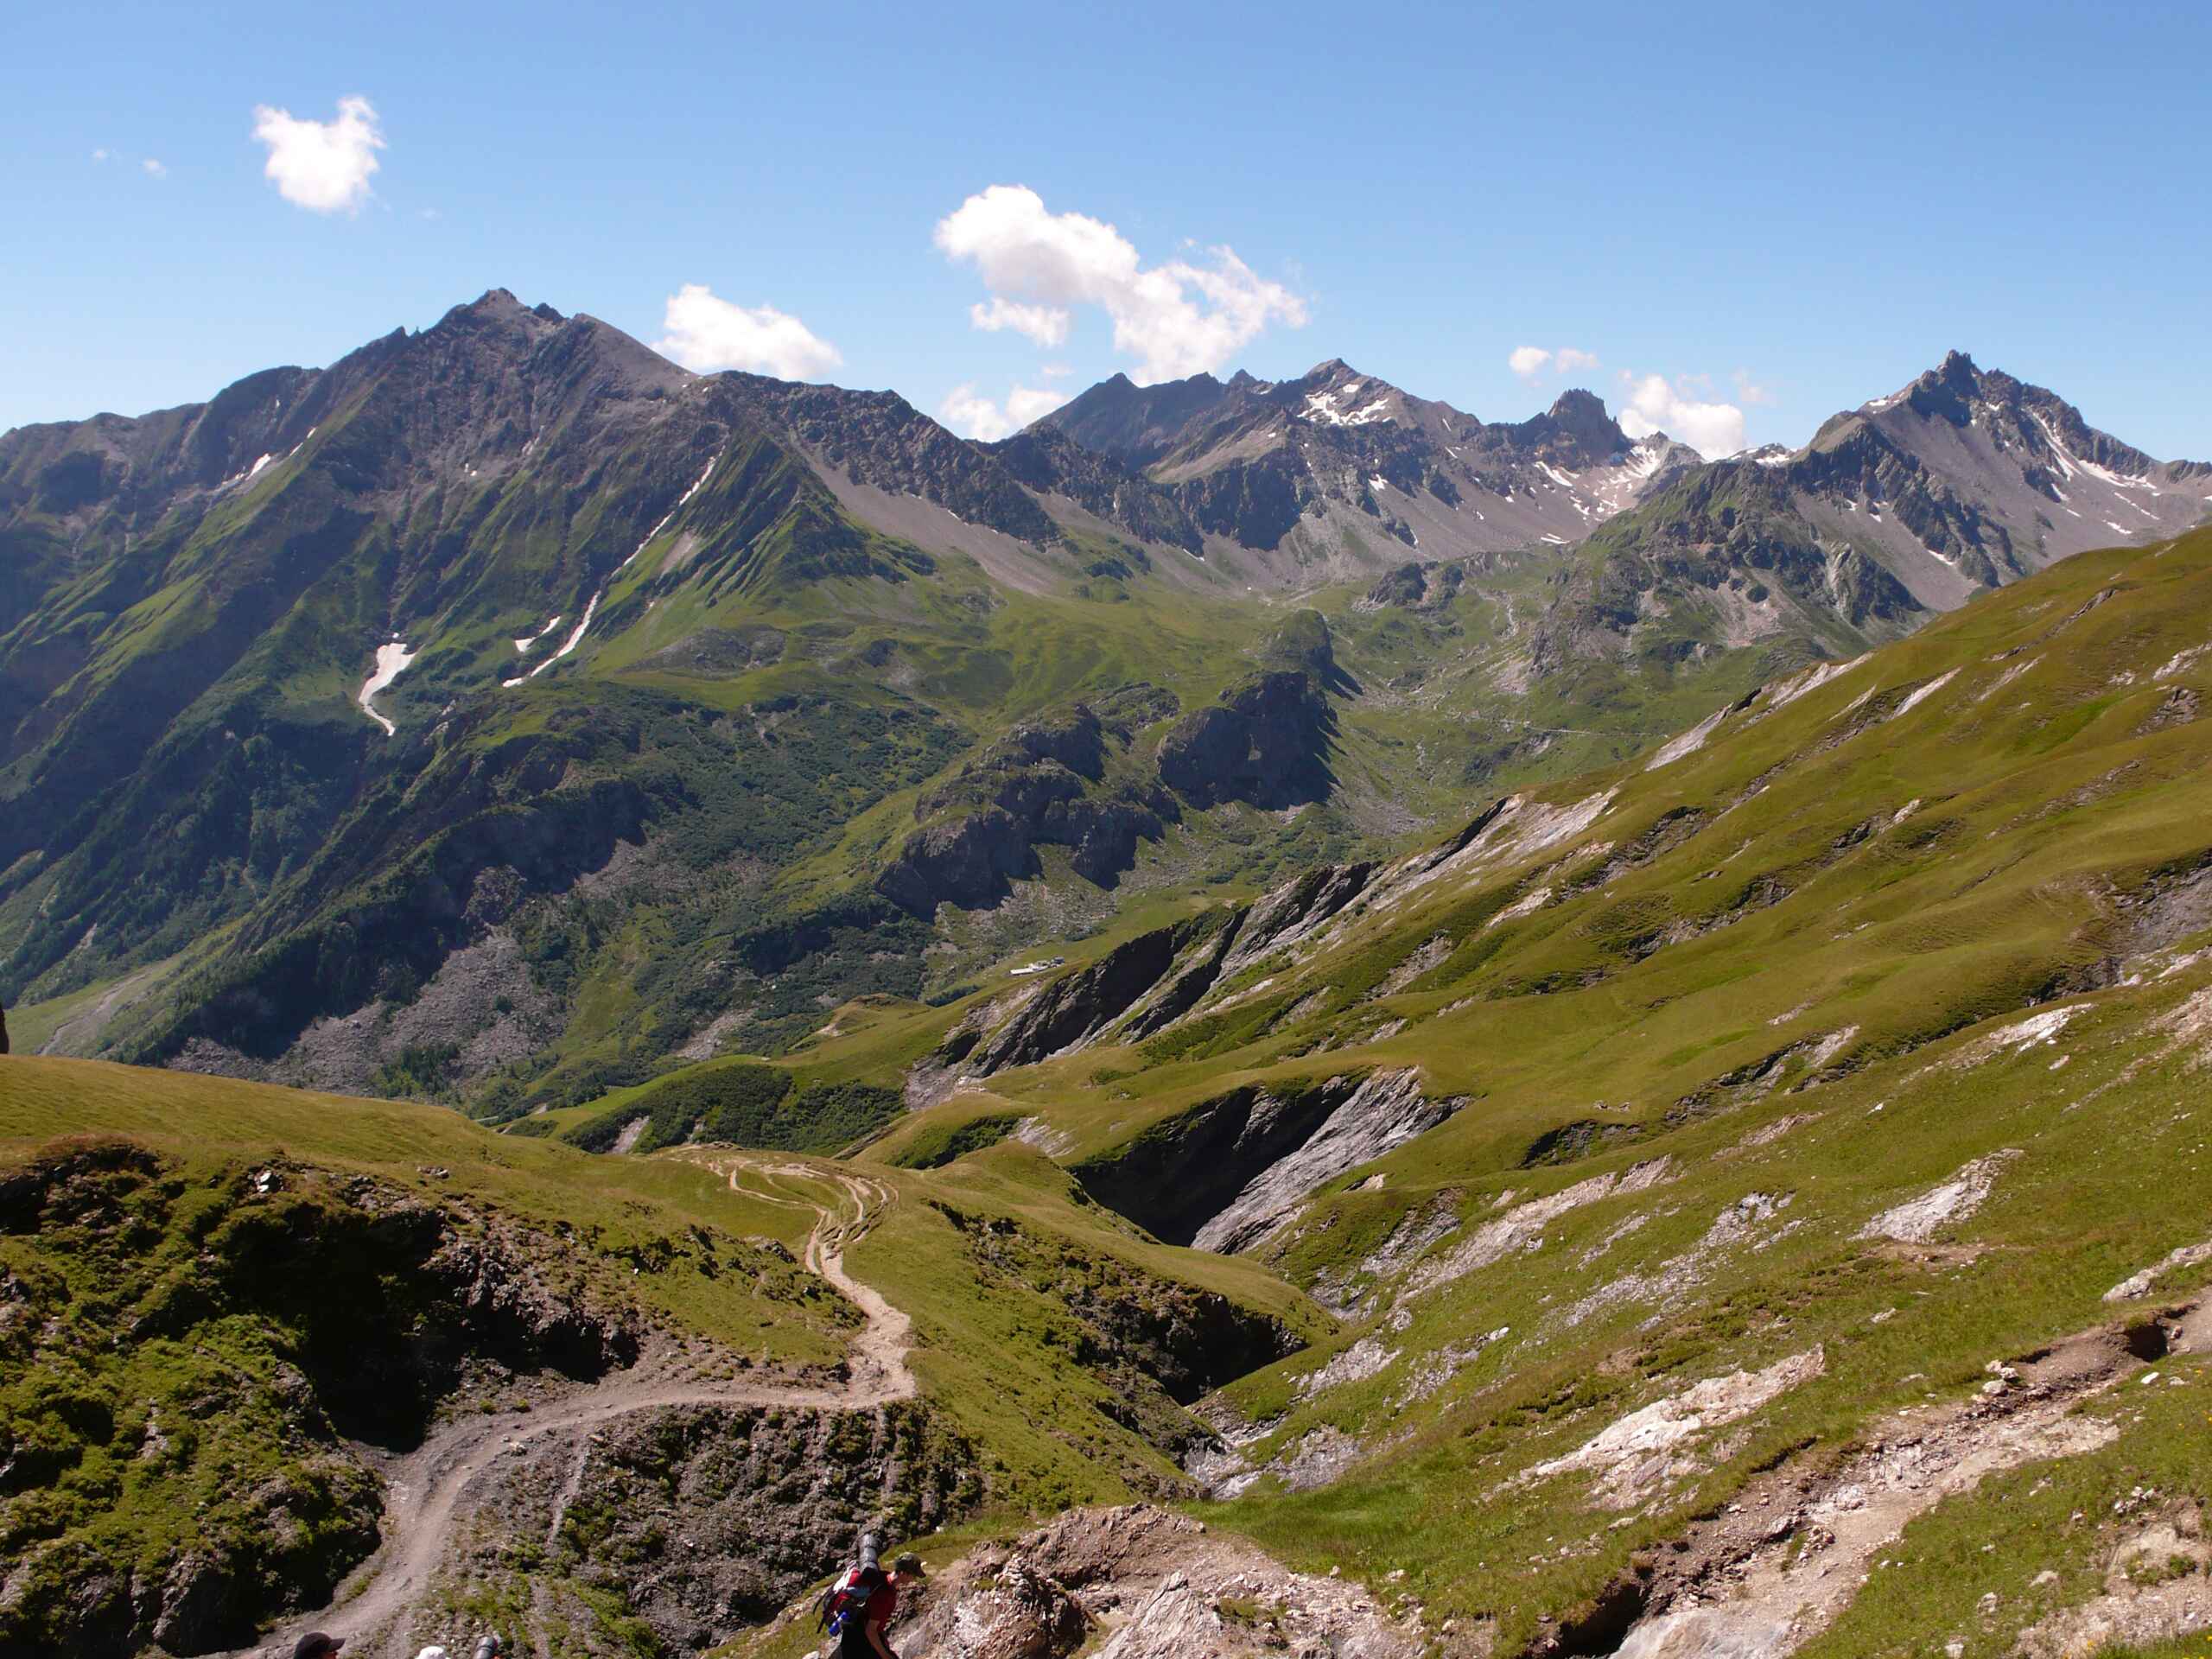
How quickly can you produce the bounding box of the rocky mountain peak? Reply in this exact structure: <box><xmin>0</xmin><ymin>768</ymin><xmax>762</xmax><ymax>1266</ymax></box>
<box><xmin>1935</xmin><ymin>346</ymin><xmax>1981</xmax><ymax>383</ymax></box>
<box><xmin>431</xmin><ymin>288</ymin><xmax>551</xmax><ymax>333</ymax></box>
<box><xmin>1509</xmin><ymin>385</ymin><xmax>1630</xmax><ymax>467</ymax></box>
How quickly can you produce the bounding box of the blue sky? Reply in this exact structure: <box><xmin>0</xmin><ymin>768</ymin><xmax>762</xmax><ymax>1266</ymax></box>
<box><xmin>7</xmin><ymin>0</ymin><xmax>2209</xmax><ymax>458</ymax></box>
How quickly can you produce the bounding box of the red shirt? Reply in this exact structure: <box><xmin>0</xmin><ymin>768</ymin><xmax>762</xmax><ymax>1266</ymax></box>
<box><xmin>838</xmin><ymin>1577</ymin><xmax>897</xmax><ymax>1656</ymax></box>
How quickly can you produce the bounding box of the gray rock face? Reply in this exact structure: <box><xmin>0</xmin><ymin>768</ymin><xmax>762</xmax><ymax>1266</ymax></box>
<box><xmin>1071</xmin><ymin>1074</ymin><xmax>1382</xmax><ymax>1247</ymax></box>
<box><xmin>1548</xmin><ymin>350</ymin><xmax>2212</xmax><ymax>668</ymax></box>
<box><xmin>1156</xmin><ymin>670</ymin><xmax>1333</xmax><ymax>809</ymax></box>
<box><xmin>893</xmin><ymin>1504</ymin><xmax>1425</xmax><ymax>1659</ymax></box>
<box><xmin>1191</xmin><ymin>1069</ymin><xmax>1462</xmax><ymax>1254</ymax></box>
<box><xmin>965</xmin><ymin>913</ymin><xmax>1228</xmax><ymax>1071</ymax></box>
<box><xmin>875</xmin><ymin>807</ymin><xmax>1036</xmax><ymax>913</ymax></box>
<box><xmin>877</xmin><ymin>696</ymin><xmax>1185</xmax><ymax>913</ymax></box>
<box><xmin>1039</xmin><ymin>359</ymin><xmax>1700</xmax><ymax>563</ymax></box>
<box><xmin>1360</xmin><ymin>559</ymin><xmax>1465</xmax><ymax>611</ymax></box>
<box><xmin>1220</xmin><ymin>859</ymin><xmax>1378</xmax><ymax>976</ymax></box>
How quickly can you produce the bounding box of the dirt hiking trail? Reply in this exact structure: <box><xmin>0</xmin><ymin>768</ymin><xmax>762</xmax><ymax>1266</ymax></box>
<box><xmin>219</xmin><ymin>1154</ymin><xmax>912</xmax><ymax>1659</ymax></box>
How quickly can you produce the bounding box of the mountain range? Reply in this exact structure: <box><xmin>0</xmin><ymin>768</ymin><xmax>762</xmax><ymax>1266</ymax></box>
<box><xmin>8</xmin><ymin>518</ymin><xmax>2212</xmax><ymax>1659</ymax></box>
<box><xmin>3</xmin><ymin>291</ymin><xmax>2205</xmax><ymax>1115</ymax></box>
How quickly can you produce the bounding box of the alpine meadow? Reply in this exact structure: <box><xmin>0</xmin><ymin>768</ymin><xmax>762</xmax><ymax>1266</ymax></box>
<box><xmin>5</xmin><ymin>8</ymin><xmax>2212</xmax><ymax>1658</ymax></box>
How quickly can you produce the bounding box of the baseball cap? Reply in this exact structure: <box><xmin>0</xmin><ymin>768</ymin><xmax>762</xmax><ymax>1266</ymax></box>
<box><xmin>294</xmin><ymin>1637</ymin><xmax>346</xmax><ymax>1659</ymax></box>
<box><xmin>893</xmin><ymin>1552</ymin><xmax>925</xmax><ymax>1578</ymax></box>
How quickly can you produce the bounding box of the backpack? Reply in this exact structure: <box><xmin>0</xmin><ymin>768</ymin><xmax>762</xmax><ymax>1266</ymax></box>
<box><xmin>816</xmin><ymin>1562</ymin><xmax>886</xmax><ymax>1639</ymax></box>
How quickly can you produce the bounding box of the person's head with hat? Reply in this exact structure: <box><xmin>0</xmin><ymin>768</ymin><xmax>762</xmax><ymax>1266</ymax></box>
<box><xmin>293</xmin><ymin>1636</ymin><xmax>345</xmax><ymax>1659</ymax></box>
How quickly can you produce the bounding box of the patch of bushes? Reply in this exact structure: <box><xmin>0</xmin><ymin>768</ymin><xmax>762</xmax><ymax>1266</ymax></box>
<box><xmin>562</xmin><ymin>1071</ymin><xmax>904</xmax><ymax>1156</ymax></box>
<box><xmin>893</xmin><ymin>1111</ymin><xmax>1022</xmax><ymax>1169</ymax></box>
<box><xmin>563</xmin><ymin>1064</ymin><xmax>794</xmax><ymax>1154</ymax></box>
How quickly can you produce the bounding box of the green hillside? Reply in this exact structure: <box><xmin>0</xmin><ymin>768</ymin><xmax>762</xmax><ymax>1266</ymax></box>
<box><xmin>840</xmin><ymin>524</ymin><xmax>2212</xmax><ymax>1656</ymax></box>
<box><xmin>0</xmin><ymin>297</ymin><xmax>1858</xmax><ymax>1121</ymax></box>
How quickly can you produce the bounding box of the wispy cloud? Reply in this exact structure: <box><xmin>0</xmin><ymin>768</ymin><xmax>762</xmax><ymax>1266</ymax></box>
<box><xmin>1511</xmin><ymin>345</ymin><xmax>1600</xmax><ymax>383</ymax></box>
<box><xmin>969</xmin><ymin>296</ymin><xmax>1071</xmax><ymax>347</ymax></box>
<box><xmin>1733</xmin><ymin>368</ymin><xmax>1777</xmax><ymax>406</ymax></box>
<box><xmin>1617</xmin><ymin>371</ymin><xmax>1746</xmax><ymax>459</ymax></box>
<box><xmin>935</xmin><ymin>184</ymin><xmax>1306</xmax><ymax>384</ymax></box>
<box><xmin>654</xmin><ymin>284</ymin><xmax>842</xmax><ymax>380</ymax></box>
<box><xmin>251</xmin><ymin>94</ymin><xmax>385</xmax><ymax>214</ymax></box>
<box><xmin>938</xmin><ymin>382</ymin><xmax>1071</xmax><ymax>442</ymax></box>
<box><xmin>141</xmin><ymin>157</ymin><xmax>167</xmax><ymax>179</ymax></box>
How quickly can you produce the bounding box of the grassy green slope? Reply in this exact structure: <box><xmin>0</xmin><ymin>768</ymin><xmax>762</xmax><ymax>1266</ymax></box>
<box><xmin>0</xmin><ymin>1052</ymin><xmax>1339</xmax><ymax>1648</ymax></box>
<box><xmin>853</xmin><ymin>527</ymin><xmax>2212</xmax><ymax>1654</ymax></box>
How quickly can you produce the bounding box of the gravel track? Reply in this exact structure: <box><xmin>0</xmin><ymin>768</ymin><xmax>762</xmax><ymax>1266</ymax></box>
<box><xmin>220</xmin><ymin>1154</ymin><xmax>912</xmax><ymax>1657</ymax></box>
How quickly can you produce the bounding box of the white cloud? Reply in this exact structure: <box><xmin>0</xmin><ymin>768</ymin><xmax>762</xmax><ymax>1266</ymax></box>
<box><xmin>1733</xmin><ymin>368</ymin><xmax>1776</xmax><ymax>406</ymax></box>
<box><xmin>91</xmin><ymin>147</ymin><xmax>111</xmax><ymax>162</ymax></box>
<box><xmin>969</xmin><ymin>296</ymin><xmax>1071</xmax><ymax>346</ymax></box>
<box><xmin>1512</xmin><ymin>345</ymin><xmax>1599</xmax><ymax>382</ymax></box>
<box><xmin>251</xmin><ymin>94</ymin><xmax>385</xmax><ymax>214</ymax></box>
<box><xmin>934</xmin><ymin>184</ymin><xmax>1306</xmax><ymax>384</ymax></box>
<box><xmin>654</xmin><ymin>283</ymin><xmax>842</xmax><ymax>380</ymax></box>
<box><xmin>142</xmin><ymin>157</ymin><xmax>167</xmax><ymax>178</ymax></box>
<box><xmin>1617</xmin><ymin>372</ymin><xmax>1746</xmax><ymax>460</ymax></box>
<box><xmin>938</xmin><ymin>381</ymin><xmax>1071</xmax><ymax>442</ymax></box>
<box><xmin>1039</xmin><ymin>362</ymin><xmax>1074</xmax><ymax>379</ymax></box>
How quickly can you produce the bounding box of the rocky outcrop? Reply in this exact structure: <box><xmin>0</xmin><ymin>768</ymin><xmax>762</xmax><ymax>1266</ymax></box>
<box><xmin>1071</xmin><ymin>1075</ymin><xmax>1372</xmax><ymax>1247</ymax></box>
<box><xmin>1361</xmin><ymin>560</ymin><xmax>1465</xmax><ymax>611</ymax></box>
<box><xmin>965</xmin><ymin>914</ymin><xmax>1230</xmax><ymax>1072</ymax></box>
<box><xmin>0</xmin><ymin>1141</ymin><xmax>664</xmax><ymax>1657</ymax></box>
<box><xmin>537</xmin><ymin>1400</ymin><xmax>976</xmax><ymax>1638</ymax></box>
<box><xmin>1157</xmin><ymin>671</ymin><xmax>1334</xmax><ymax>810</ymax></box>
<box><xmin>1192</xmin><ymin>1069</ymin><xmax>1464</xmax><ymax>1254</ymax></box>
<box><xmin>1219</xmin><ymin>859</ymin><xmax>1378</xmax><ymax>976</ymax></box>
<box><xmin>878</xmin><ymin>696</ymin><xmax>1186</xmax><ymax>913</ymax></box>
<box><xmin>890</xmin><ymin>1505</ymin><xmax>1425</xmax><ymax>1659</ymax></box>
<box><xmin>986</xmin><ymin>423</ymin><xmax>1204</xmax><ymax>552</ymax></box>
<box><xmin>876</xmin><ymin>807</ymin><xmax>1039</xmax><ymax>913</ymax></box>
<box><xmin>716</xmin><ymin>371</ymin><xmax>1063</xmax><ymax>546</ymax></box>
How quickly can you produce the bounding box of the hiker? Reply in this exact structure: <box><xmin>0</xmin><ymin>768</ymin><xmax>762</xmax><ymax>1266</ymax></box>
<box><xmin>817</xmin><ymin>1535</ymin><xmax>925</xmax><ymax>1658</ymax></box>
<box><xmin>292</xmin><ymin>1637</ymin><xmax>344</xmax><ymax>1659</ymax></box>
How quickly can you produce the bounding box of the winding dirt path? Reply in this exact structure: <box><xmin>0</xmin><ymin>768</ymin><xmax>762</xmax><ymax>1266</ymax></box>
<box><xmin>221</xmin><ymin>1154</ymin><xmax>912</xmax><ymax>1658</ymax></box>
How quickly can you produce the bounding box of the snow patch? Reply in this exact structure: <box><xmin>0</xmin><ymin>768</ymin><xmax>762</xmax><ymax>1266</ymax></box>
<box><xmin>512</xmin><ymin>614</ymin><xmax>563</xmax><ymax>653</ymax></box>
<box><xmin>357</xmin><ymin>639</ymin><xmax>416</xmax><ymax>737</ymax></box>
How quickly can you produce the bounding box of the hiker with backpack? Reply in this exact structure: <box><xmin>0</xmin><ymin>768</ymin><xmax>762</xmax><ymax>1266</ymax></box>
<box><xmin>817</xmin><ymin>1532</ymin><xmax>925</xmax><ymax>1658</ymax></box>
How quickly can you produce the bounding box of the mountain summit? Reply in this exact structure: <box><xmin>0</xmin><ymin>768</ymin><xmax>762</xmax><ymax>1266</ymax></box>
<box><xmin>1038</xmin><ymin>358</ymin><xmax>1703</xmax><ymax>575</ymax></box>
<box><xmin>3</xmin><ymin>296</ymin><xmax>2206</xmax><ymax>1118</ymax></box>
